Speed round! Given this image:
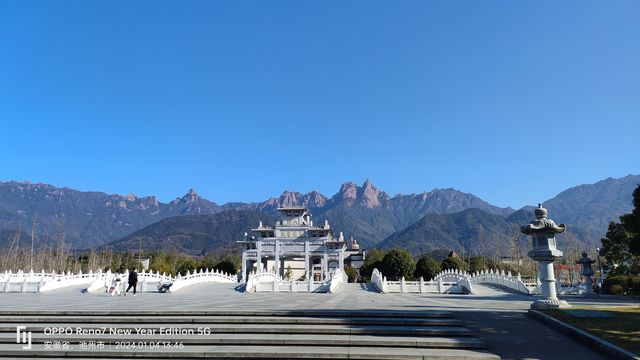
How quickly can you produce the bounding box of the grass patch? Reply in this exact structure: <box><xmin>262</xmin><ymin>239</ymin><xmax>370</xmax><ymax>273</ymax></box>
<box><xmin>542</xmin><ymin>306</ymin><xmax>640</xmax><ymax>355</ymax></box>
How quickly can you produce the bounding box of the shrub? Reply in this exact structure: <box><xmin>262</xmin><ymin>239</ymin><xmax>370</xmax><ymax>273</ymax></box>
<box><xmin>344</xmin><ymin>266</ymin><xmax>359</xmax><ymax>283</ymax></box>
<box><xmin>602</xmin><ymin>275</ymin><xmax>640</xmax><ymax>295</ymax></box>
<box><xmin>603</xmin><ymin>275</ymin><xmax>629</xmax><ymax>289</ymax></box>
<box><xmin>608</xmin><ymin>284</ymin><xmax>625</xmax><ymax>295</ymax></box>
<box><xmin>630</xmin><ymin>276</ymin><xmax>640</xmax><ymax>295</ymax></box>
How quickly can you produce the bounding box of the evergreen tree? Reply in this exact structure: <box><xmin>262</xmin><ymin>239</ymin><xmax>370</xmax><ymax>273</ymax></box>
<box><xmin>213</xmin><ymin>260</ymin><xmax>236</xmax><ymax>275</ymax></box>
<box><xmin>414</xmin><ymin>255</ymin><xmax>441</xmax><ymax>280</ymax></box>
<box><xmin>621</xmin><ymin>185</ymin><xmax>640</xmax><ymax>255</ymax></box>
<box><xmin>381</xmin><ymin>249</ymin><xmax>416</xmax><ymax>280</ymax></box>
<box><xmin>176</xmin><ymin>258</ymin><xmax>198</xmax><ymax>276</ymax></box>
<box><xmin>600</xmin><ymin>185</ymin><xmax>640</xmax><ymax>275</ymax></box>
<box><xmin>359</xmin><ymin>249</ymin><xmax>385</xmax><ymax>280</ymax></box>
<box><xmin>441</xmin><ymin>256</ymin><xmax>468</xmax><ymax>271</ymax></box>
<box><xmin>469</xmin><ymin>256</ymin><xmax>489</xmax><ymax>273</ymax></box>
<box><xmin>600</xmin><ymin>221</ymin><xmax>631</xmax><ymax>266</ymax></box>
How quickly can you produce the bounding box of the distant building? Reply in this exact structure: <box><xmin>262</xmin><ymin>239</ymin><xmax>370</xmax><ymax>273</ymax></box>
<box><xmin>343</xmin><ymin>237</ymin><xmax>366</xmax><ymax>269</ymax></box>
<box><xmin>498</xmin><ymin>257</ymin><xmax>523</xmax><ymax>266</ymax></box>
<box><xmin>238</xmin><ymin>207</ymin><xmax>347</xmax><ymax>282</ymax></box>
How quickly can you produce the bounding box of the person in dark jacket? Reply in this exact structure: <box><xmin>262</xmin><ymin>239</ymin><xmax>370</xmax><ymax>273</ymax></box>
<box><xmin>125</xmin><ymin>269</ymin><xmax>138</xmax><ymax>296</ymax></box>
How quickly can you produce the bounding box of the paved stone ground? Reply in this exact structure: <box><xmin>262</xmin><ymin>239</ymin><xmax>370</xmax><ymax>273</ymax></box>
<box><xmin>0</xmin><ymin>283</ymin><xmax>636</xmax><ymax>359</ymax></box>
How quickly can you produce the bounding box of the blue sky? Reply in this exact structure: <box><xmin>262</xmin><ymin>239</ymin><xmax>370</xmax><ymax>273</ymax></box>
<box><xmin>1</xmin><ymin>1</ymin><xmax>638</xmax><ymax>208</ymax></box>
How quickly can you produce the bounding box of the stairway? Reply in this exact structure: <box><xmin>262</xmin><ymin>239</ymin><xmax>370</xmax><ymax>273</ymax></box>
<box><xmin>0</xmin><ymin>310</ymin><xmax>499</xmax><ymax>359</ymax></box>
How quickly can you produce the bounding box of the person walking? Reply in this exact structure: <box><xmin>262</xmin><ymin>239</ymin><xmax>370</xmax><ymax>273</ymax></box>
<box><xmin>125</xmin><ymin>269</ymin><xmax>138</xmax><ymax>296</ymax></box>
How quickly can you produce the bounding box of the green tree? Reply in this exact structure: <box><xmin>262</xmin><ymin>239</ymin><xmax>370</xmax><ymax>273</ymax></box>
<box><xmin>601</xmin><ymin>221</ymin><xmax>632</xmax><ymax>267</ymax></box>
<box><xmin>176</xmin><ymin>258</ymin><xmax>197</xmax><ymax>276</ymax></box>
<box><xmin>468</xmin><ymin>256</ymin><xmax>488</xmax><ymax>273</ymax></box>
<box><xmin>213</xmin><ymin>260</ymin><xmax>236</xmax><ymax>275</ymax></box>
<box><xmin>468</xmin><ymin>256</ymin><xmax>509</xmax><ymax>273</ymax></box>
<box><xmin>441</xmin><ymin>256</ymin><xmax>468</xmax><ymax>271</ymax></box>
<box><xmin>600</xmin><ymin>185</ymin><xmax>640</xmax><ymax>275</ymax></box>
<box><xmin>414</xmin><ymin>255</ymin><xmax>441</xmax><ymax>280</ymax></box>
<box><xmin>149</xmin><ymin>253</ymin><xmax>174</xmax><ymax>275</ymax></box>
<box><xmin>381</xmin><ymin>249</ymin><xmax>416</xmax><ymax>281</ymax></box>
<box><xmin>110</xmin><ymin>253</ymin><xmax>142</xmax><ymax>273</ymax></box>
<box><xmin>622</xmin><ymin>185</ymin><xmax>640</xmax><ymax>255</ymax></box>
<box><xmin>359</xmin><ymin>249</ymin><xmax>385</xmax><ymax>281</ymax></box>
<box><xmin>199</xmin><ymin>253</ymin><xmax>219</xmax><ymax>270</ymax></box>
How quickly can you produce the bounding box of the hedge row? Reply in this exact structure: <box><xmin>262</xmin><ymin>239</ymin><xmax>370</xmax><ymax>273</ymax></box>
<box><xmin>602</xmin><ymin>275</ymin><xmax>640</xmax><ymax>295</ymax></box>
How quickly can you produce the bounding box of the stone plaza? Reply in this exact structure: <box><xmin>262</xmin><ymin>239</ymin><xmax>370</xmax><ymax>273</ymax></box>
<box><xmin>0</xmin><ymin>282</ymin><xmax>632</xmax><ymax>359</ymax></box>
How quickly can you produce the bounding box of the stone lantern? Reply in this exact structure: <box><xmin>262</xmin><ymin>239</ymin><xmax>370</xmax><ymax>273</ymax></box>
<box><xmin>576</xmin><ymin>252</ymin><xmax>595</xmax><ymax>296</ymax></box>
<box><xmin>521</xmin><ymin>204</ymin><xmax>571</xmax><ymax>309</ymax></box>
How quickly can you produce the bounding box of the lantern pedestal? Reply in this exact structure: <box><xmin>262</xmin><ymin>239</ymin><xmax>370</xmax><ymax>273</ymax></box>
<box><xmin>521</xmin><ymin>204</ymin><xmax>571</xmax><ymax>310</ymax></box>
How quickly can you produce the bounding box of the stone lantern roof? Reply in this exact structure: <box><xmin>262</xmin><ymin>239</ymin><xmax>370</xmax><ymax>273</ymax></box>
<box><xmin>521</xmin><ymin>204</ymin><xmax>566</xmax><ymax>235</ymax></box>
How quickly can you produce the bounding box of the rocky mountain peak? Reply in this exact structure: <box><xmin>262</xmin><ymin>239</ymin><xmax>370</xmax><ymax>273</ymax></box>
<box><xmin>125</xmin><ymin>193</ymin><xmax>137</xmax><ymax>202</ymax></box>
<box><xmin>148</xmin><ymin>196</ymin><xmax>159</xmax><ymax>207</ymax></box>
<box><xmin>274</xmin><ymin>190</ymin><xmax>329</xmax><ymax>209</ymax></box>
<box><xmin>337</xmin><ymin>182</ymin><xmax>358</xmax><ymax>201</ymax></box>
<box><xmin>332</xmin><ymin>180</ymin><xmax>387</xmax><ymax>208</ymax></box>
<box><xmin>167</xmin><ymin>188</ymin><xmax>221</xmax><ymax>215</ymax></box>
<box><xmin>169</xmin><ymin>189</ymin><xmax>202</xmax><ymax>206</ymax></box>
<box><xmin>280</xmin><ymin>191</ymin><xmax>301</xmax><ymax>207</ymax></box>
<box><xmin>183</xmin><ymin>189</ymin><xmax>200</xmax><ymax>203</ymax></box>
<box><xmin>359</xmin><ymin>179</ymin><xmax>384</xmax><ymax>208</ymax></box>
<box><xmin>306</xmin><ymin>191</ymin><xmax>328</xmax><ymax>208</ymax></box>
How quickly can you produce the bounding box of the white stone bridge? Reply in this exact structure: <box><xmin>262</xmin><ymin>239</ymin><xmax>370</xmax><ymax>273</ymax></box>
<box><xmin>1</xmin><ymin>266</ymin><xmax>539</xmax><ymax>296</ymax></box>
<box><xmin>371</xmin><ymin>268</ymin><xmax>539</xmax><ymax>295</ymax></box>
<box><xmin>0</xmin><ymin>268</ymin><xmax>235</xmax><ymax>294</ymax></box>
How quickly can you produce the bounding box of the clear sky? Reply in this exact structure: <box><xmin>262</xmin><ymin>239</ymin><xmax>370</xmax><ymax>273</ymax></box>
<box><xmin>1</xmin><ymin>1</ymin><xmax>638</xmax><ymax>209</ymax></box>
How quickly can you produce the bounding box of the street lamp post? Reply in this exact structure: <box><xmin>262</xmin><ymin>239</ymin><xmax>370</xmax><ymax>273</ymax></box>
<box><xmin>596</xmin><ymin>247</ymin><xmax>603</xmax><ymax>291</ymax></box>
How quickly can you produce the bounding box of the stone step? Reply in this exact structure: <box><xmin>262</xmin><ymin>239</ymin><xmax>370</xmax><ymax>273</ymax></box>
<box><xmin>0</xmin><ymin>315</ymin><xmax>461</xmax><ymax>326</ymax></box>
<box><xmin>0</xmin><ymin>323</ymin><xmax>474</xmax><ymax>337</ymax></box>
<box><xmin>0</xmin><ymin>333</ymin><xmax>486</xmax><ymax>349</ymax></box>
<box><xmin>0</xmin><ymin>308</ymin><xmax>499</xmax><ymax>359</ymax></box>
<box><xmin>0</xmin><ymin>309</ymin><xmax>454</xmax><ymax>318</ymax></box>
<box><xmin>0</xmin><ymin>344</ymin><xmax>501</xmax><ymax>359</ymax></box>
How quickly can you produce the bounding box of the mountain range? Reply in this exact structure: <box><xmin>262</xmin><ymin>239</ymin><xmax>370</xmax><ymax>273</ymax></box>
<box><xmin>223</xmin><ymin>179</ymin><xmax>514</xmax><ymax>248</ymax></box>
<box><xmin>0</xmin><ymin>183</ymin><xmax>221</xmax><ymax>249</ymax></box>
<box><xmin>106</xmin><ymin>210</ymin><xmax>277</xmax><ymax>256</ymax></box>
<box><xmin>0</xmin><ymin>175</ymin><xmax>638</xmax><ymax>256</ymax></box>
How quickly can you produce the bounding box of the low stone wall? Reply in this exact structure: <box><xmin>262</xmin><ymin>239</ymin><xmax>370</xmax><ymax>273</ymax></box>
<box><xmin>246</xmin><ymin>270</ymin><xmax>334</xmax><ymax>293</ymax></box>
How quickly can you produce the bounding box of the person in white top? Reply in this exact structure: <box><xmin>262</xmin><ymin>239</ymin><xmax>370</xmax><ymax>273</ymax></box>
<box><xmin>108</xmin><ymin>275</ymin><xmax>124</xmax><ymax>296</ymax></box>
